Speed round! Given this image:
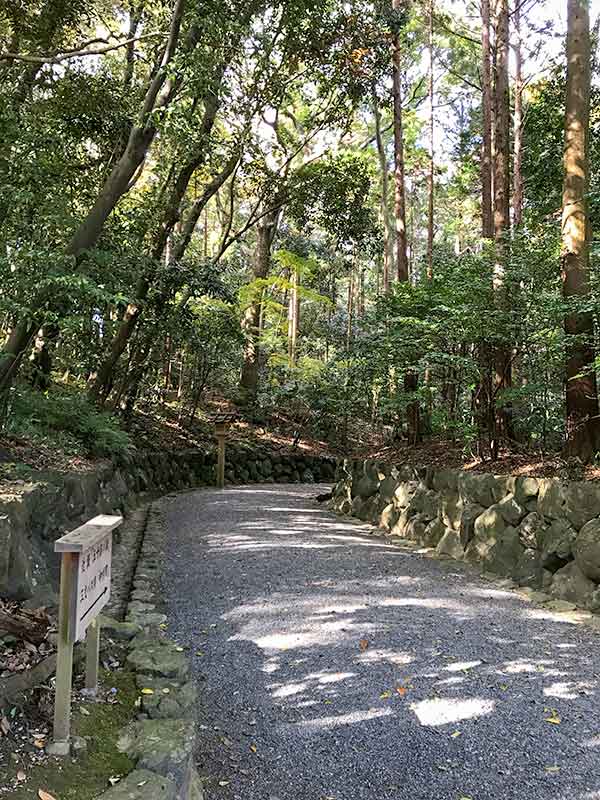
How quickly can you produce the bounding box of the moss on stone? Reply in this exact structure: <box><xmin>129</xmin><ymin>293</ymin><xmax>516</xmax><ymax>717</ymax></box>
<box><xmin>9</xmin><ymin>668</ymin><xmax>137</xmax><ymax>800</ymax></box>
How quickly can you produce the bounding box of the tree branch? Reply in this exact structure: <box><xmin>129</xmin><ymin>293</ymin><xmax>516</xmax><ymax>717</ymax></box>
<box><xmin>0</xmin><ymin>33</ymin><xmax>167</xmax><ymax>65</ymax></box>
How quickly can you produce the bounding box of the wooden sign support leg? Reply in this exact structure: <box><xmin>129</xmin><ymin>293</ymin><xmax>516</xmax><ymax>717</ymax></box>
<box><xmin>217</xmin><ymin>435</ymin><xmax>226</xmax><ymax>489</ymax></box>
<box><xmin>48</xmin><ymin>552</ymin><xmax>76</xmax><ymax>756</ymax></box>
<box><xmin>85</xmin><ymin>618</ymin><xmax>100</xmax><ymax>694</ymax></box>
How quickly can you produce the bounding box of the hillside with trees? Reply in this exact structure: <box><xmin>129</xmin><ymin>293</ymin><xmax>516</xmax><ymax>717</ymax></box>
<box><xmin>1</xmin><ymin>0</ymin><xmax>599</xmax><ymax>478</ymax></box>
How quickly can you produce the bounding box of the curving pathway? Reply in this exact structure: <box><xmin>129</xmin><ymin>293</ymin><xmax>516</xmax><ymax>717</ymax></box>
<box><xmin>161</xmin><ymin>484</ymin><xmax>600</xmax><ymax>800</ymax></box>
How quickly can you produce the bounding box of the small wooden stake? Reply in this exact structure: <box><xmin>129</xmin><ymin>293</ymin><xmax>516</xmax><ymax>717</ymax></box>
<box><xmin>85</xmin><ymin>618</ymin><xmax>100</xmax><ymax>694</ymax></box>
<box><xmin>216</xmin><ymin>434</ymin><xmax>226</xmax><ymax>489</ymax></box>
<box><xmin>49</xmin><ymin>552</ymin><xmax>76</xmax><ymax>756</ymax></box>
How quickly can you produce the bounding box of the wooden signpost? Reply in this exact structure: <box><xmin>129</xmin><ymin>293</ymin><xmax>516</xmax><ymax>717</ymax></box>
<box><xmin>212</xmin><ymin>411</ymin><xmax>238</xmax><ymax>489</ymax></box>
<box><xmin>48</xmin><ymin>514</ymin><xmax>122</xmax><ymax>756</ymax></box>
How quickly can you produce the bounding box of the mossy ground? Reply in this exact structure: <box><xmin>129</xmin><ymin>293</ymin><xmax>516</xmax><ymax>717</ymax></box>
<box><xmin>6</xmin><ymin>667</ymin><xmax>137</xmax><ymax>800</ymax></box>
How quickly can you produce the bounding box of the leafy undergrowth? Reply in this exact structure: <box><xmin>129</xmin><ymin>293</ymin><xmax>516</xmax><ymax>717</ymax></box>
<box><xmin>1</xmin><ymin>666</ymin><xmax>137</xmax><ymax>800</ymax></box>
<box><xmin>2</xmin><ymin>382</ymin><xmax>599</xmax><ymax>483</ymax></box>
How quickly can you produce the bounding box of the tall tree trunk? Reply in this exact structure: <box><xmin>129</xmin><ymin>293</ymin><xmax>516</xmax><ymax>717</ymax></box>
<box><xmin>512</xmin><ymin>0</ymin><xmax>524</xmax><ymax>227</ymax></box>
<box><xmin>88</xmin><ymin>153</ymin><xmax>236</xmax><ymax>404</ymax></box>
<box><xmin>490</xmin><ymin>0</ymin><xmax>512</xmax><ymax>459</ymax></box>
<box><xmin>562</xmin><ymin>0</ymin><xmax>599</xmax><ymax>460</ymax></box>
<box><xmin>392</xmin><ymin>0</ymin><xmax>409</xmax><ymax>282</ymax></box>
<box><xmin>287</xmin><ymin>266</ymin><xmax>300</xmax><ymax>365</ymax></box>
<box><xmin>372</xmin><ymin>87</ymin><xmax>394</xmax><ymax>292</ymax></box>
<box><xmin>391</xmin><ymin>0</ymin><xmax>420</xmax><ymax>443</ymax></box>
<box><xmin>481</xmin><ymin>0</ymin><xmax>494</xmax><ymax>239</ymax></box>
<box><xmin>426</xmin><ymin>0</ymin><xmax>435</xmax><ymax>278</ymax></box>
<box><xmin>239</xmin><ymin>210</ymin><xmax>277</xmax><ymax>400</ymax></box>
<box><xmin>0</xmin><ymin>0</ymin><xmax>187</xmax><ymax>391</ymax></box>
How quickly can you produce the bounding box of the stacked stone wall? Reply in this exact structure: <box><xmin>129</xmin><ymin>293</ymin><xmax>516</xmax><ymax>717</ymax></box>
<box><xmin>1</xmin><ymin>447</ymin><xmax>336</xmax><ymax>600</ymax></box>
<box><xmin>332</xmin><ymin>459</ymin><xmax>600</xmax><ymax>612</ymax></box>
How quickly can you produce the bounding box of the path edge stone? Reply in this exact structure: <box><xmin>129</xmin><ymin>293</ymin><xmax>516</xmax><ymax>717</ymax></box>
<box><xmin>96</xmin><ymin>501</ymin><xmax>204</xmax><ymax>800</ymax></box>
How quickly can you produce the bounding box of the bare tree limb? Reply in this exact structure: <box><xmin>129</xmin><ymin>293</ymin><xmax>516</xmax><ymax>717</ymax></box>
<box><xmin>0</xmin><ymin>33</ymin><xmax>167</xmax><ymax>65</ymax></box>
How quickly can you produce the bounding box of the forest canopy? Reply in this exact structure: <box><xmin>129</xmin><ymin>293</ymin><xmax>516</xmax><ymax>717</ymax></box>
<box><xmin>1</xmin><ymin>0</ymin><xmax>599</xmax><ymax>469</ymax></box>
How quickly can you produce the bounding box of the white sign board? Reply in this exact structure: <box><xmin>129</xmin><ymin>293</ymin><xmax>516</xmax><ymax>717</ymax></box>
<box><xmin>73</xmin><ymin>533</ymin><xmax>112</xmax><ymax>642</ymax></box>
<box><xmin>55</xmin><ymin>514</ymin><xmax>122</xmax><ymax>643</ymax></box>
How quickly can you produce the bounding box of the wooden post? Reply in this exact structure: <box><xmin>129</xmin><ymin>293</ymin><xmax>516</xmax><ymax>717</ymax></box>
<box><xmin>85</xmin><ymin>618</ymin><xmax>100</xmax><ymax>694</ymax></box>
<box><xmin>48</xmin><ymin>552</ymin><xmax>76</xmax><ymax>756</ymax></box>
<box><xmin>217</xmin><ymin>434</ymin><xmax>226</xmax><ymax>489</ymax></box>
<box><xmin>213</xmin><ymin>413</ymin><xmax>236</xmax><ymax>488</ymax></box>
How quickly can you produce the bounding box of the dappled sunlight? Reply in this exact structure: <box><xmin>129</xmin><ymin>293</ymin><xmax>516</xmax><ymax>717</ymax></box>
<box><xmin>410</xmin><ymin>696</ymin><xmax>495</xmax><ymax>726</ymax></box>
<box><xmin>523</xmin><ymin>608</ymin><xmax>587</xmax><ymax>625</ymax></box>
<box><xmin>269</xmin><ymin>669</ymin><xmax>355</xmax><ymax>699</ymax></box>
<box><xmin>436</xmin><ymin>676</ymin><xmax>466</xmax><ymax>687</ymax></box>
<box><xmin>291</xmin><ymin>706</ymin><xmax>394</xmax><ymax>732</ymax></box>
<box><xmin>355</xmin><ymin>647</ymin><xmax>414</xmax><ymax>666</ymax></box>
<box><xmin>444</xmin><ymin>660</ymin><xmax>482</xmax><ymax>672</ymax></box>
<box><xmin>315</xmin><ymin>603</ymin><xmax>367</xmax><ymax>614</ymax></box>
<box><xmin>467</xmin><ymin>587</ymin><xmax>519</xmax><ymax>601</ymax></box>
<box><xmin>164</xmin><ymin>483</ymin><xmax>600</xmax><ymax>799</ymax></box>
<box><xmin>543</xmin><ymin>680</ymin><xmax>595</xmax><ymax>699</ymax></box>
<box><xmin>271</xmin><ymin>680</ymin><xmax>308</xmax><ymax>698</ymax></box>
<box><xmin>500</xmin><ymin>658</ymin><xmax>562</xmax><ymax>675</ymax></box>
<box><xmin>378</xmin><ymin>596</ymin><xmax>475</xmax><ymax>616</ymax></box>
<box><xmin>583</xmin><ymin>735</ymin><xmax>600</xmax><ymax>749</ymax></box>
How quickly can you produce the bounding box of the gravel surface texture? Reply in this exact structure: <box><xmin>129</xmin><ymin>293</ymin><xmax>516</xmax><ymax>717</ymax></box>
<box><xmin>161</xmin><ymin>484</ymin><xmax>600</xmax><ymax>800</ymax></box>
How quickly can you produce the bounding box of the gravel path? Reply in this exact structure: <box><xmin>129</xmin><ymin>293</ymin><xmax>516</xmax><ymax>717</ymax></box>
<box><xmin>161</xmin><ymin>484</ymin><xmax>600</xmax><ymax>800</ymax></box>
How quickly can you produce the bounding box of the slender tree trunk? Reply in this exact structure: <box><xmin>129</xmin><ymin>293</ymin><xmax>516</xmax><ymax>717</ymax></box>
<box><xmin>490</xmin><ymin>0</ymin><xmax>512</xmax><ymax>459</ymax></box>
<box><xmin>287</xmin><ymin>267</ymin><xmax>300</xmax><ymax>365</ymax></box>
<box><xmin>372</xmin><ymin>87</ymin><xmax>394</xmax><ymax>292</ymax></box>
<box><xmin>0</xmin><ymin>0</ymin><xmax>187</xmax><ymax>391</ymax></box>
<box><xmin>391</xmin><ymin>0</ymin><xmax>420</xmax><ymax>443</ymax></box>
<box><xmin>89</xmin><ymin>153</ymin><xmax>235</xmax><ymax>404</ymax></box>
<box><xmin>481</xmin><ymin>0</ymin><xmax>494</xmax><ymax>239</ymax></box>
<box><xmin>512</xmin><ymin>0</ymin><xmax>524</xmax><ymax>227</ymax></box>
<box><xmin>392</xmin><ymin>0</ymin><xmax>409</xmax><ymax>282</ymax></box>
<box><xmin>240</xmin><ymin>210</ymin><xmax>277</xmax><ymax>400</ymax></box>
<box><xmin>426</xmin><ymin>0</ymin><xmax>435</xmax><ymax>278</ymax></box>
<box><xmin>562</xmin><ymin>0</ymin><xmax>599</xmax><ymax>460</ymax></box>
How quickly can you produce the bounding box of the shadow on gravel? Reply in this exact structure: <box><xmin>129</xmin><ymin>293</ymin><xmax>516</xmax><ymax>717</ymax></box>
<box><xmin>162</xmin><ymin>486</ymin><xmax>600</xmax><ymax>800</ymax></box>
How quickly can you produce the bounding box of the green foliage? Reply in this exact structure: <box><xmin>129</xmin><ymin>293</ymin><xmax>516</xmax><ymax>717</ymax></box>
<box><xmin>288</xmin><ymin>153</ymin><xmax>379</xmax><ymax>248</ymax></box>
<box><xmin>7</xmin><ymin>387</ymin><xmax>131</xmax><ymax>457</ymax></box>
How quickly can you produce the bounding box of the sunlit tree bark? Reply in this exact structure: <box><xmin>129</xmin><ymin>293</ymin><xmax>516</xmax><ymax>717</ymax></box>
<box><xmin>561</xmin><ymin>0</ymin><xmax>599</xmax><ymax>460</ymax></box>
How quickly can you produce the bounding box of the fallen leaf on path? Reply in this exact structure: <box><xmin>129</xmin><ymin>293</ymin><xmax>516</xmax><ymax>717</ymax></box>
<box><xmin>451</xmin><ymin>731</ymin><xmax>461</xmax><ymax>738</ymax></box>
<box><xmin>396</xmin><ymin>686</ymin><xmax>407</xmax><ymax>697</ymax></box>
<box><xmin>359</xmin><ymin>638</ymin><xmax>369</xmax><ymax>652</ymax></box>
<box><xmin>38</xmin><ymin>790</ymin><xmax>57</xmax><ymax>800</ymax></box>
<box><xmin>545</xmin><ymin>712</ymin><xmax>561</xmax><ymax>725</ymax></box>
<box><xmin>380</xmin><ymin>690</ymin><xmax>392</xmax><ymax>699</ymax></box>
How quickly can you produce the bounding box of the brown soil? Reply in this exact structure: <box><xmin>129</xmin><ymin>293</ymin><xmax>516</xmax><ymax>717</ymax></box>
<box><xmin>2</xmin><ymin>395</ymin><xmax>598</xmax><ymax>483</ymax></box>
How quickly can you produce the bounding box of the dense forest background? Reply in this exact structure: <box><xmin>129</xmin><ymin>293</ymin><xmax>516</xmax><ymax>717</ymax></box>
<box><xmin>1</xmin><ymin>0</ymin><xmax>599</xmax><ymax>475</ymax></box>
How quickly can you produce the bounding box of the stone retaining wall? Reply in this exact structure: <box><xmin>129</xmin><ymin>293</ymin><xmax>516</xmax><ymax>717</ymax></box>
<box><xmin>331</xmin><ymin>459</ymin><xmax>600</xmax><ymax>612</ymax></box>
<box><xmin>1</xmin><ymin>446</ymin><xmax>336</xmax><ymax>601</ymax></box>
